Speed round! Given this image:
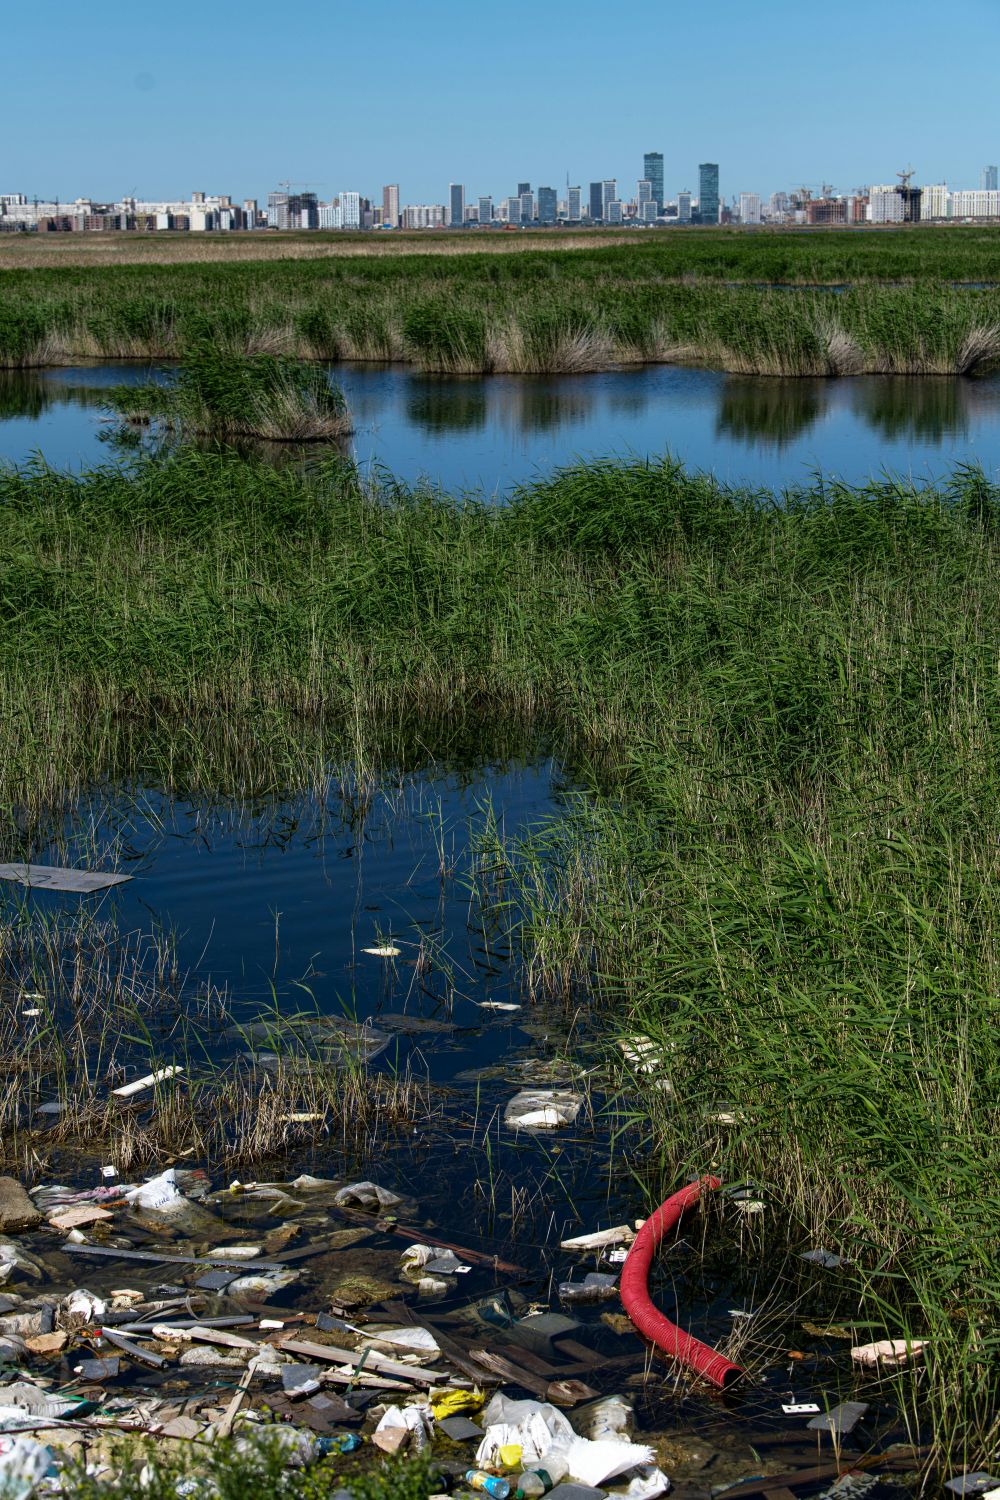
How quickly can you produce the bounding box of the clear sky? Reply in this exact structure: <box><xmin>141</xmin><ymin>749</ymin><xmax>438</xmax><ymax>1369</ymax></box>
<box><xmin>3</xmin><ymin>0</ymin><xmax>998</xmax><ymax>206</ymax></box>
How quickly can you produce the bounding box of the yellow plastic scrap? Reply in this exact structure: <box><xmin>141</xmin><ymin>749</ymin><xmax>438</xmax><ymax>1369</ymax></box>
<box><xmin>431</xmin><ymin>1388</ymin><xmax>484</xmax><ymax>1419</ymax></box>
<box><xmin>499</xmin><ymin>1445</ymin><xmax>523</xmax><ymax>1468</ymax></box>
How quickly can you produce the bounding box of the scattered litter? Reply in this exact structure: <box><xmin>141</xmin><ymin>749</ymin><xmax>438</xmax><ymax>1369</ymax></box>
<box><xmin>123</xmin><ymin>1168</ymin><xmax>183</xmax><ymax>1209</ymax></box>
<box><xmin>625</xmin><ymin>1469</ymin><xmax>671</xmax><ymax>1500</ymax></box>
<box><xmin>617</xmin><ymin>1036</ymin><xmax>673</xmax><ymax>1093</ymax></box>
<box><xmin>438</xmin><ymin>1416</ymin><xmax>484</xmax><ymax>1441</ymax></box>
<box><xmin>850</xmin><ymin>1338</ymin><xmax>927</xmax><ymax>1370</ymax></box>
<box><xmin>374</xmin><ymin>1403</ymin><xmax>433</xmax><ymax>1454</ymax></box>
<box><xmin>207</xmin><ymin>1244</ymin><xmax>263</xmax><ymax>1260</ymax></box>
<box><xmin>476</xmin><ymin>1393</ymin><xmax>652</xmax><ymax>1488</ymax></box>
<box><xmin>333</xmin><ymin>1181</ymin><xmax>402</xmax><ymax>1210</ymax></box>
<box><xmin>431</xmin><ymin>1389</ymin><xmax>484</xmax><ymax>1419</ymax></box>
<box><xmin>560</xmin><ymin>1227</ymin><xmax>635</xmax><ymax>1252</ymax></box>
<box><xmin>944</xmin><ymin>1477</ymin><xmax>1000</xmax><ymax>1498</ymax></box>
<box><xmin>75</xmin><ymin>1356</ymin><xmax>120</xmax><ymax>1379</ymax></box>
<box><xmin>363</xmin><ymin>944</ymin><xmax>401</xmax><ymax>958</ymax></box>
<box><xmin>807</xmin><ymin>1401</ymin><xmax>869</xmax><ymax>1436</ymax></box>
<box><xmin>0</xmin><ymin>1434</ymin><xmax>54</xmax><ymax>1498</ymax></box>
<box><xmin>467</xmin><ymin>1471</ymin><xmax>510</xmax><ymax>1498</ymax></box>
<box><xmin>360</xmin><ymin>1326</ymin><xmax>441</xmax><ymax>1355</ymax></box>
<box><xmin>47</xmin><ymin>1204</ymin><xmax>113</xmax><ymax>1231</ymax></box>
<box><xmin>578</xmin><ymin>1395</ymin><xmax>632</xmax><ymax>1441</ymax></box>
<box><xmin>112</xmin><ymin>1066</ymin><xmax>184</xmax><ymax>1099</ymax></box>
<box><xmin>782</xmin><ymin>1403</ymin><xmax>820</xmax><ymax>1414</ymax></box>
<box><xmin>505</xmin><ymin>1091</ymin><xmax>583</xmax><ymax>1130</ymax></box>
<box><xmin>0</xmin><ymin>862</ymin><xmax>132</xmax><ymax>893</ymax></box>
<box><xmin>226</xmin><ymin>1269</ymin><xmax>299</xmax><ymax>1299</ymax></box>
<box><xmin>558</xmin><ymin>1274</ymin><xmax>618</xmax><ymax>1304</ymax></box>
<box><xmin>475</xmin><ymin>1001</ymin><xmax>522</xmax><ymax>1012</ymax></box>
<box><xmin>801</xmin><ymin>1248</ymin><xmax>844</xmax><ymax>1269</ymax></box>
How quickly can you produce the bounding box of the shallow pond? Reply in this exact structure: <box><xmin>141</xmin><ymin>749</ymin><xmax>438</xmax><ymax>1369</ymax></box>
<box><xmin>2</xmin><ymin>360</ymin><xmax>1000</xmax><ymax>492</ymax></box>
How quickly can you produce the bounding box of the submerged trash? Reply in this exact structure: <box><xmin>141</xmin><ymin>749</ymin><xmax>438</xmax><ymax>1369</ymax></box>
<box><xmin>850</xmin><ymin>1337</ymin><xmax>927</xmax><ymax>1369</ymax></box>
<box><xmin>124</xmin><ymin>1169</ymin><xmax>183</xmax><ymax>1211</ymax></box>
<box><xmin>807</xmin><ymin>1401</ymin><xmax>869</xmax><ymax>1436</ymax></box>
<box><xmin>560</xmin><ymin>1227</ymin><xmax>635</xmax><ymax>1253</ymax></box>
<box><xmin>333</xmin><ymin>1181</ymin><xmax>402</xmax><ymax>1211</ymax></box>
<box><xmin>558</xmin><ymin>1274</ymin><xmax>618</xmax><ymax>1305</ymax></box>
<box><xmin>801</xmin><ymin>1248</ymin><xmax>843</xmax><ymax>1269</ymax></box>
<box><xmin>363</xmin><ymin>944</ymin><xmax>401</xmax><ymax>958</ymax></box>
<box><xmin>505</xmin><ymin>1091</ymin><xmax>583</xmax><ymax>1130</ymax></box>
<box><xmin>112</xmin><ymin>1066</ymin><xmax>184</xmax><ymax>1098</ymax></box>
<box><xmin>0</xmin><ymin>862</ymin><xmax>131</xmax><ymax>893</ymax></box>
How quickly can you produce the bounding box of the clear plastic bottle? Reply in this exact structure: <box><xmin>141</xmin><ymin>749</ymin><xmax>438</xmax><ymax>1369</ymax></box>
<box><xmin>515</xmin><ymin>1454</ymin><xmax>569</xmax><ymax>1499</ymax></box>
<box><xmin>466</xmin><ymin>1473</ymin><xmax>511</xmax><ymax>1499</ymax></box>
<box><xmin>581</xmin><ymin>1394</ymin><xmax>633</xmax><ymax>1441</ymax></box>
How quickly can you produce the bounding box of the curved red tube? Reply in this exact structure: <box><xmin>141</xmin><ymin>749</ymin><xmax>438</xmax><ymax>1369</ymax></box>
<box><xmin>619</xmin><ymin>1176</ymin><xmax>744</xmax><ymax>1389</ymax></box>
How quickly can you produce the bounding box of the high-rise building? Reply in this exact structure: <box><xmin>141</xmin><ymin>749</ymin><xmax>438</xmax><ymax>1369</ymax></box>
<box><xmin>340</xmin><ymin>191</ymin><xmax>361</xmax><ymax>230</ymax></box>
<box><xmin>243</xmin><ymin>199</ymin><xmax>258</xmax><ymax>228</ymax></box>
<box><xmin>641</xmin><ymin>201</ymin><xmax>658</xmax><ymax>224</ymax></box>
<box><xmin>382</xmin><ymin>184</ymin><xmax>400</xmax><ymax>227</ymax></box>
<box><xmin>643</xmin><ymin>151</ymin><xmax>664</xmax><ymax>212</ymax></box>
<box><xmin>588</xmin><ymin>182</ymin><xmax>603</xmax><ymax>221</ymax></box>
<box><xmin>922</xmin><ymin>183</ymin><xmax>950</xmax><ymax>220</ymax></box>
<box><xmin>677</xmin><ymin>190</ymin><xmax>692</xmax><ymax>223</ymax></box>
<box><xmin>567</xmin><ymin>186</ymin><xmax>581</xmax><ymax>221</ymax></box>
<box><xmin>607</xmin><ymin>200</ymin><xmax>623</xmax><ymax>225</ymax></box>
<box><xmin>602</xmin><ymin>179</ymin><xmax>617</xmax><ymax>218</ymax></box>
<box><xmin>537</xmin><ymin>186</ymin><xmax>557</xmax><ymax>225</ymax></box>
<box><xmin>519</xmin><ymin>190</ymin><xmax>534</xmax><ymax>223</ymax></box>
<box><xmin>739</xmin><ymin>192</ymin><xmax>761</xmax><ymax>224</ymax></box>
<box><xmin>517</xmin><ymin>182</ymin><xmax>531</xmax><ymax>197</ymax></box>
<box><xmin>698</xmin><ymin>163</ymin><xmax>720</xmax><ymax>224</ymax></box>
<box><xmin>637</xmin><ymin>179</ymin><xmax>653</xmax><ymax>207</ymax></box>
<box><xmin>982</xmin><ymin>166</ymin><xmax>998</xmax><ymax>191</ymax></box>
<box><xmin>449</xmin><ymin>184</ymin><xmax>465</xmax><ymax>227</ymax></box>
<box><xmin>478</xmin><ymin>195</ymin><xmax>493</xmax><ymax>225</ymax></box>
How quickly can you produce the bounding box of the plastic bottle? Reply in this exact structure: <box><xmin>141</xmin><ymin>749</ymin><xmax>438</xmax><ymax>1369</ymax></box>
<box><xmin>316</xmin><ymin>1434</ymin><xmax>363</xmax><ymax>1456</ymax></box>
<box><xmin>466</xmin><ymin>1472</ymin><xmax>511</xmax><ymax>1499</ymax></box>
<box><xmin>515</xmin><ymin>1454</ymin><xmax>569</xmax><ymax>1499</ymax></box>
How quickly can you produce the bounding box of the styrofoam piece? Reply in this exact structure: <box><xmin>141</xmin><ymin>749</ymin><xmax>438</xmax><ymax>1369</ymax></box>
<box><xmin>112</xmin><ymin>1067</ymin><xmax>184</xmax><ymax>1099</ymax></box>
<box><xmin>0</xmin><ymin>863</ymin><xmax>132</xmax><ymax>893</ymax></box>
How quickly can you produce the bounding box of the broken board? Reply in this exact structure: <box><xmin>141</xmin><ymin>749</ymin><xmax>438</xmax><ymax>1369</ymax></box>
<box><xmin>0</xmin><ymin>863</ymin><xmax>132</xmax><ymax>894</ymax></box>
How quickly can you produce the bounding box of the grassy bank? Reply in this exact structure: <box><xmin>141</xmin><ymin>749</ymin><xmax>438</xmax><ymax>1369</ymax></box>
<box><xmin>0</xmin><ymin>447</ymin><xmax>997</xmax><ymax>1464</ymax></box>
<box><xmin>5</xmin><ymin>232</ymin><xmax>1000</xmax><ymax>374</ymax></box>
<box><xmin>108</xmin><ymin>349</ymin><xmax>351</xmax><ymax>440</ymax></box>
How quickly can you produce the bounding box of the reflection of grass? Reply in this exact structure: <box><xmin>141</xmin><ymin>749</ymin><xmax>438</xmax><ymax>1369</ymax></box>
<box><xmin>0</xmin><ymin>903</ymin><xmax>426</xmax><ymax>1175</ymax></box>
<box><xmin>107</xmin><ymin>349</ymin><xmax>351</xmax><ymax>441</ymax></box>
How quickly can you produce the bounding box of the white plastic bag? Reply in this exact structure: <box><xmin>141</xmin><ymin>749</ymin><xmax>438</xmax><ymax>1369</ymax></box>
<box><xmin>0</xmin><ymin>1436</ymin><xmax>53</xmax><ymax>1499</ymax></box>
<box><xmin>504</xmin><ymin>1090</ymin><xmax>583</xmax><ymax>1130</ymax></box>
<box><xmin>124</xmin><ymin>1169</ymin><xmax>182</xmax><ymax>1212</ymax></box>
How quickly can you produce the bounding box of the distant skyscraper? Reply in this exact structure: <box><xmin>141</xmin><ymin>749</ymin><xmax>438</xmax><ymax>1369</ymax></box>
<box><xmin>382</xmin><ymin>184</ymin><xmax>399</xmax><ymax>227</ymax></box>
<box><xmin>340</xmin><ymin>191</ymin><xmax>361</xmax><ymax>230</ymax></box>
<box><xmin>602</xmin><ymin>179</ymin><xmax>617</xmax><ymax>218</ymax></box>
<box><xmin>517</xmin><ymin>182</ymin><xmax>531</xmax><ymax>197</ymax></box>
<box><xmin>677</xmin><ymin>190</ymin><xmax>692</xmax><ymax>223</ymax></box>
<box><xmin>588</xmin><ymin>182</ymin><xmax>603</xmax><ymax>221</ymax></box>
<box><xmin>478</xmin><ymin>195</ymin><xmax>493</xmax><ymax>224</ymax></box>
<box><xmin>698</xmin><ymin>163</ymin><xmax>720</xmax><ymax>224</ymax></box>
<box><xmin>537</xmin><ymin>186</ymin><xmax>557</xmax><ymax>225</ymax></box>
<box><xmin>519</xmin><ymin>190</ymin><xmax>534</xmax><ymax>223</ymax></box>
<box><xmin>567</xmin><ymin>185</ymin><xmax>581</xmax><ymax>220</ymax></box>
<box><xmin>449</xmin><ymin>184</ymin><xmax>465</xmax><ymax>227</ymax></box>
<box><xmin>643</xmin><ymin>152</ymin><xmax>664</xmax><ymax>212</ymax></box>
<box><xmin>637</xmin><ymin>179</ymin><xmax>653</xmax><ymax>206</ymax></box>
<box><xmin>739</xmin><ymin>192</ymin><xmax>761</xmax><ymax>224</ymax></box>
<box><xmin>982</xmin><ymin>165</ymin><xmax>998</xmax><ymax>191</ymax></box>
<box><xmin>607</xmin><ymin>200</ymin><xmax>623</xmax><ymax>225</ymax></box>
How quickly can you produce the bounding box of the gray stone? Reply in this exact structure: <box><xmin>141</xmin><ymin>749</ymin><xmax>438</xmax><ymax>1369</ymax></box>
<box><xmin>0</xmin><ymin>1180</ymin><xmax>42</xmax><ymax>1234</ymax></box>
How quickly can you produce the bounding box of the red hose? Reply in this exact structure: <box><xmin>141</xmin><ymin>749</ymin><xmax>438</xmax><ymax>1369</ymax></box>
<box><xmin>619</xmin><ymin>1175</ymin><xmax>744</xmax><ymax>1389</ymax></box>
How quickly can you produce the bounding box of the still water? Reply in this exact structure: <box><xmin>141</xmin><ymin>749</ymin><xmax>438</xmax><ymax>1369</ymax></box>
<box><xmin>2</xmin><ymin>360</ymin><xmax>1000</xmax><ymax>491</ymax></box>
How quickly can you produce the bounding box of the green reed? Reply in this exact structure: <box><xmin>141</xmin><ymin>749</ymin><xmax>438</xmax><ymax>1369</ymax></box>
<box><xmin>5</xmin><ymin>232</ymin><xmax>1000</xmax><ymax>374</ymax></box>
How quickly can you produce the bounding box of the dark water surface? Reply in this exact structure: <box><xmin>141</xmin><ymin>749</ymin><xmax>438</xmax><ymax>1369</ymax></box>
<box><xmin>2</xmin><ymin>360</ymin><xmax>1000</xmax><ymax>491</ymax></box>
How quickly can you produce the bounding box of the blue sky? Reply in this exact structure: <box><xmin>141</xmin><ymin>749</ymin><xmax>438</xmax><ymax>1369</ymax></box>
<box><xmin>3</xmin><ymin>0</ymin><xmax>998</xmax><ymax>205</ymax></box>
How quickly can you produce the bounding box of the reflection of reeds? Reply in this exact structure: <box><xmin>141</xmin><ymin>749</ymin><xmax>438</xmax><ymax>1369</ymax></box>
<box><xmin>0</xmin><ymin>905</ymin><xmax>428</xmax><ymax>1175</ymax></box>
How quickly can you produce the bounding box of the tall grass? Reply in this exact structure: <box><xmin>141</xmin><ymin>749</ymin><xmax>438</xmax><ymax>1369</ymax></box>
<box><xmin>107</xmin><ymin>348</ymin><xmax>351</xmax><ymax>440</ymax></box>
<box><xmin>0</xmin><ymin>446</ymin><xmax>997</xmax><ymax>1463</ymax></box>
<box><xmin>5</xmin><ymin>234</ymin><xmax>1000</xmax><ymax>374</ymax></box>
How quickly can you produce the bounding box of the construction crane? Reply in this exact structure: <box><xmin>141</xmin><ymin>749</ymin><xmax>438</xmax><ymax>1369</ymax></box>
<box><xmin>277</xmin><ymin>180</ymin><xmax>324</xmax><ymax>193</ymax></box>
<box><xmin>897</xmin><ymin>166</ymin><xmax>915</xmax><ymax>189</ymax></box>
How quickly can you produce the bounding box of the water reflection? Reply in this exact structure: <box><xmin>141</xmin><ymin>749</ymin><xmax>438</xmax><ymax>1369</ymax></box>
<box><xmin>2</xmin><ymin>361</ymin><xmax>1000</xmax><ymax>491</ymax></box>
<box><xmin>716</xmin><ymin>378</ymin><xmax>825</xmax><ymax>448</ymax></box>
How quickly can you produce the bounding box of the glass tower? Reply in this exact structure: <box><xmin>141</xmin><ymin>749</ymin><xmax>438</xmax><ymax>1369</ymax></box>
<box><xmin>698</xmin><ymin>163</ymin><xmax>719</xmax><ymax>224</ymax></box>
<box><xmin>537</xmin><ymin>186</ymin><xmax>557</xmax><ymax>225</ymax></box>
<box><xmin>643</xmin><ymin>152</ymin><xmax>664</xmax><ymax>212</ymax></box>
<box><xmin>588</xmin><ymin>182</ymin><xmax>603</xmax><ymax>221</ymax></box>
<box><xmin>449</xmin><ymin>183</ymin><xmax>465</xmax><ymax>227</ymax></box>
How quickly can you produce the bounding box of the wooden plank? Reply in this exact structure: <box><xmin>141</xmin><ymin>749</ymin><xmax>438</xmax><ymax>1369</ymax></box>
<box><xmin>63</xmin><ymin>1244</ymin><xmax>288</xmax><ymax>1271</ymax></box>
<box><xmin>469</xmin><ymin>1349</ymin><xmax>551</xmax><ymax>1400</ymax></box>
<box><xmin>278</xmin><ymin>1336</ymin><xmax>447</xmax><ymax>1385</ymax></box>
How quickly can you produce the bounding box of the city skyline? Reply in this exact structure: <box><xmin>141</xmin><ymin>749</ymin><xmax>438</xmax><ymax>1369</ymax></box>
<box><xmin>2</xmin><ymin>0</ymin><xmax>998</xmax><ymax>206</ymax></box>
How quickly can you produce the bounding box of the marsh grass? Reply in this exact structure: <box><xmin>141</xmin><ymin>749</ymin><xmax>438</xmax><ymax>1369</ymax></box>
<box><xmin>1</xmin><ymin>446</ymin><xmax>998</xmax><ymax>1462</ymax></box>
<box><xmin>107</xmin><ymin>348</ymin><xmax>351</xmax><ymax>440</ymax></box>
<box><xmin>7</xmin><ymin>234</ymin><xmax>1000</xmax><ymax>375</ymax></box>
